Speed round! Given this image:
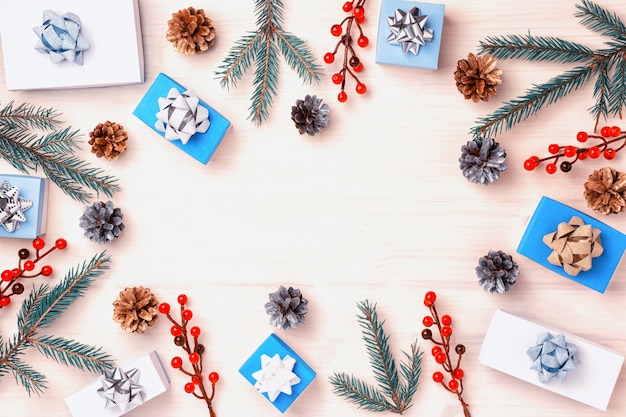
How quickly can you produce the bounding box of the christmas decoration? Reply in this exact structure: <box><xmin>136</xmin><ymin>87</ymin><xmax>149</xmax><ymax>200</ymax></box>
<box><xmin>155</xmin><ymin>88</ymin><xmax>210</xmax><ymax>144</ymax></box>
<box><xmin>543</xmin><ymin>216</ymin><xmax>603</xmax><ymax>276</ymax></box>
<box><xmin>290</xmin><ymin>95</ymin><xmax>330</xmax><ymax>136</ymax></box>
<box><xmin>265</xmin><ymin>285</ymin><xmax>308</xmax><ymax>331</ymax></box>
<box><xmin>0</xmin><ymin>251</ymin><xmax>114</xmax><ymax>395</ymax></box>
<box><xmin>33</xmin><ymin>10</ymin><xmax>89</xmax><ymax>65</ymax></box>
<box><xmin>0</xmin><ymin>180</ymin><xmax>32</xmax><ymax>232</ymax></box>
<box><xmin>527</xmin><ymin>332</ymin><xmax>580</xmax><ymax>383</ymax></box>
<box><xmin>79</xmin><ymin>201</ymin><xmax>125</xmax><ymax>244</ymax></box>
<box><xmin>421</xmin><ymin>291</ymin><xmax>470</xmax><ymax>417</ymax></box>
<box><xmin>329</xmin><ymin>300</ymin><xmax>421</xmax><ymax>414</ymax></box>
<box><xmin>112</xmin><ymin>286</ymin><xmax>159</xmax><ymax>334</ymax></box>
<box><xmin>216</xmin><ymin>0</ymin><xmax>321</xmax><ymax>125</ymax></box>
<box><xmin>584</xmin><ymin>167</ymin><xmax>626</xmax><ymax>214</ymax></box>
<box><xmin>476</xmin><ymin>250</ymin><xmax>519</xmax><ymax>294</ymax></box>
<box><xmin>97</xmin><ymin>367</ymin><xmax>144</xmax><ymax>411</ymax></box>
<box><xmin>473</xmin><ymin>0</ymin><xmax>626</xmax><ymax>138</ymax></box>
<box><xmin>88</xmin><ymin>122</ymin><xmax>128</xmax><ymax>161</ymax></box>
<box><xmin>0</xmin><ymin>102</ymin><xmax>119</xmax><ymax>203</ymax></box>
<box><xmin>459</xmin><ymin>137</ymin><xmax>507</xmax><ymax>185</ymax></box>
<box><xmin>454</xmin><ymin>53</ymin><xmax>502</xmax><ymax>102</ymax></box>
<box><xmin>524</xmin><ymin>126</ymin><xmax>626</xmax><ymax>174</ymax></box>
<box><xmin>166</xmin><ymin>7</ymin><xmax>216</xmax><ymax>55</ymax></box>
<box><xmin>252</xmin><ymin>354</ymin><xmax>300</xmax><ymax>402</ymax></box>
<box><xmin>0</xmin><ymin>237</ymin><xmax>66</xmax><ymax>309</ymax></box>
<box><xmin>386</xmin><ymin>7</ymin><xmax>433</xmax><ymax>55</ymax></box>
<box><xmin>159</xmin><ymin>294</ymin><xmax>218</xmax><ymax>417</ymax></box>
<box><xmin>324</xmin><ymin>0</ymin><xmax>369</xmax><ymax>103</ymax></box>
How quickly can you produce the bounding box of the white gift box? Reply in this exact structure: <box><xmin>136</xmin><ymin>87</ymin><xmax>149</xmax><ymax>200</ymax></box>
<box><xmin>479</xmin><ymin>309</ymin><xmax>624</xmax><ymax>411</ymax></box>
<box><xmin>65</xmin><ymin>351</ymin><xmax>170</xmax><ymax>417</ymax></box>
<box><xmin>0</xmin><ymin>0</ymin><xmax>144</xmax><ymax>90</ymax></box>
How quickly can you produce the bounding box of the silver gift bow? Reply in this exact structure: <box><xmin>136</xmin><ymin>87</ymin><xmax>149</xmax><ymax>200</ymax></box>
<box><xmin>155</xmin><ymin>88</ymin><xmax>210</xmax><ymax>145</ymax></box>
<box><xmin>0</xmin><ymin>180</ymin><xmax>32</xmax><ymax>233</ymax></box>
<box><xmin>97</xmin><ymin>367</ymin><xmax>144</xmax><ymax>412</ymax></box>
<box><xmin>527</xmin><ymin>332</ymin><xmax>580</xmax><ymax>383</ymax></box>
<box><xmin>33</xmin><ymin>9</ymin><xmax>90</xmax><ymax>65</ymax></box>
<box><xmin>386</xmin><ymin>7</ymin><xmax>433</xmax><ymax>55</ymax></box>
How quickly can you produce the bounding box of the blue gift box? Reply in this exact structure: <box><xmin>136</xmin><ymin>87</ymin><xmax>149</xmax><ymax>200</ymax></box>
<box><xmin>133</xmin><ymin>73</ymin><xmax>231</xmax><ymax>164</ymax></box>
<box><xmin>516</xmin><ymin>196</ymin><xmax>626</xmax><ymax>293</ymax></box>
<box><xmin>239</xmin><ymin>333</ymin><xmax>316</xmax><ymax>413</ymax></box>
<box><xmin>375</xmin><ymin>0</ymin><xmax>445</xmax><ymax>70</ymax></box>
<box><xmin>0</xmin><ymin>174</ymin><xmax>47</xmax><ymax>239</ymax></box>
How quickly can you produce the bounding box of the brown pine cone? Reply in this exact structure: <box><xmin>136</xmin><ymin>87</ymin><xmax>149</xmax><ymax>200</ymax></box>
<box><xmin>583</xmin><ymin>167</ymin><xmax>626</xmax><ymax>215</ymax></box>
<box><xmin>166</xmin><ymin>7</ymin><xmax>216</xmax><ymax>55</ymax></box>
<box><xmin>112</xmin><ymin>286</ymin><xmax>159</xmax><ymax>333</ymax></box>
<box><xmin>88</xmin><ymin>121</ymin><xmax>128</xmax><ymax>160</ymax></box>
<box><xmin>454</xmin><ymin>53</ymin><xmax>502</xmax><ymax>102</ymax></box>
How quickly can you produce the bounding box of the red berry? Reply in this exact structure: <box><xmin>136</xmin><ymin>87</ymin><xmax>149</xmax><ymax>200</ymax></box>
<box><xmin>610</xmin><ymin>126</ymin><xmax>622</xmax><ymax>137</ymax></box>
<box><xmin>441</xmin><ymin>315</ymin><xmax>452</xmax><ymax>326</ymax></box>
<box><xmin>171</xmin><ymin>325</ymin><xmax>182</xmax><ymax>337</ymax></box>
<box><xmin>192</xmin><ymin>375</ymin><xmax>202</xmax><ymax>385</ymax></box>
<box><xmin>356</xmin><ymin>15</ymin><xmax>365</xmax><ymax>24</ymax></box>
<box><xmin>338</xmin><ymin>91</ymin><xmax>348</xmax><ymax>102</ymax></box>
<box><xmin>0</xmin><ymin>296</ymin><xmax>10</xmax><ymax>307</ymax></box>
<box><xmin>323</xmin><ymin>53</ymin><xmax>335</xmax><ymax>64</ymax></box>
<box><xmin>422</xmin><ymin>316</ymin><xmax>433</xmax><ymax>327</ymax></box>
<box><xmin>182</xmin><ymin>309</ymin><xmax>193</xmax><ymax>321</ymax></box>
<box><xmin>209</xmin><ymin>371</ymin><xmax>220</xmax><ymax>384</ymax></box>
<box><xmin>342</xmin><ymin>1</ymin><xmax>352</xmax><ymax>12</ymax></box>
<box><xmin>432</xmin><ymin>371</ymin><xmax>444</xmax><ymax>383</ymax></box>
<box><xmin>23</xmin><ymin>260</ymin><xmax>35</xmax><ymax>271</ymax></box>
<box><xmin>563</xmin><ymin>146</ymin><xmax>577</xmax><ymax>157</ymax></box>
<box><xmin>190</xmin><ymin>326</ymin><xmax>201</xmax><ymax>337</ymax></box>
<box><xmin>578</xmin><ymin>151</ymin><xmax>588</xmax><ymax>160</ymax></box>
<box><xmin>184</xmin><ymin>382</ymin><xmax>195</xmax><ymax>393</ymax></box>
<box><xmin>523</xmin><ymin>159</ymin><xmax>537</xmax><ymax>171</ymax></box>
<box><xmin>545</xmin><ymin>163</ymin><xmax>557</xmax><ymax>174</ymax></box>
<box><xmin>55</xmin><ymin>238</ymin><xmax>67</xmax><ymax>249</ymax></box>
<box><xmin>448</xmin><ymin>379</ymin><xmax>459</xmax><ymax>391</ymax></box>
<box><xmin>547</xmin><ymin>144</ymin><xmax>560</xmax><ymax>154</ymax></box>
<box><xmin>604</xmin><ymin>148</ymin><xmax>616</xmax><ymax>159</ymax></box>
<box><xmin>353</xmin><ymin>62</ymin><xmax>364</xmax><ymax>72</ymax></box>
<box><xmin>32</xmin><ymin>238</ymin><xmax>45</xmax><ymax>250</ymax></box>
<box><xmin>441</xmin><ymin>326</ymin><xmax>453</xmax><ymax>337</ymax></box>
<box><xmin>1</xmin><ymin>270</ymin><xmax>13</xmax><ymax>281</ymax></box>
<box><xmin>332</xmin><ymin>73</ymin><xmax>343</xmax><ymax>84</ymax></box>
<box><xmin>353</xmin><ymin>6</ymin><xmax>364</xmax><ymax>19</ymax></box>
<box><xmin>435</xmin><ymin>352</ymin><xmax>447</xmax><ymax>364</ymax></box>
<box><xmin>600</xmin><ymin>126</ymin><xmax>611</xmax><ymax>137</ymax></box>
<box><xmin>11</xmin><ymin>268</ymin><xmax>20</xmax><ymax>277</ymax></box>
<box><xmin>355</xmin><ymin>83</ymin><xmax>367</xmax><ymax>94</ymax></box>
<box><xmin>431</xmin><ymin>346</ymin><xmax>442</xmax><ymax>356</ymax></box>
<box><xmin>177</xmin><ymin>294</ymin><xmax>188</xmax><ymax>305</ymax></box>
<box><xmin>331</xmin><ymin>24</ymin><xmax>342</xmax><ymax>37</ymax></box>
<box><xmin>159</xmin><ymin>302</ymin><xmax>171</xmax><ymax>314</ymax></box>
<box><xmin>424</xmin><ymin>291</ymin><xmax>436</xmax><ymax>306</ymax></box>
<box><xmin>588</xmin><ymin>146</ymin><xmax>601</xmax><ymax>158</ymax></box>
<box><xmin>357</xmin><ymin>36</ymin><xmax>369</xmax><ymax>48</ymax></box>
<box><xmin>189</xmin><ymin>352</ymin><xmax>200</xmax><ymax>364</ymax></box>
<box><xmin>171</xmin><ymin>356</ymin><xmax>183</xmax><ymax>368</ymax></box>
<box><xmin>453</xmin><ymin>368</ymin><xmax>465</xmax><ymax>379</ymax></box>
<box><xmin>41</xmin><ymin>265</ymin><xmax>53</xmax><ymax>276</ymax></box>
<box><xmin>576</xmin><ymin>131</ymin><xmax>588</xmax><ymax>142</ymax></box>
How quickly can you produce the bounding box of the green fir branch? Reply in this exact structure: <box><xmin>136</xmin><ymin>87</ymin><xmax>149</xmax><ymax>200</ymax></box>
<box><xmin>0</xmin><ymin>101</ymin><xmax>120</xmax><ymax>203</ymax></box>
<box><xmin>0</xmin><ymin>252</ymin><xmax>114</xmax><ymax>395</ymax></box>
<box><xmin>472</xmin><ymin>0</ymin><xmax>626</xmax><ymax>138</ymax></box>
<box><xmin>329</xmin><ymin>301</ymin><xmax>421</xmax><ymax>414</ymax></box>
<box><xmin>215</xmin><ymin>0</ymin><xmax>322</xmax><ymax>125</ymax></box>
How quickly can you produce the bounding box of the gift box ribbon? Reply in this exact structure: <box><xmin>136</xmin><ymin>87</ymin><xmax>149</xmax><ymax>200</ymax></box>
<box><xmin>33</xmin><ymin>9</ymin><xmax>89</xmax><ymax>65</ymax></box>
<box><xmin>386</xmin><ymin>7</ymin><xmax>433</xmax><ymax>55</ymax></box>
<box><xmin>97</xmin><ymin>367</ymin><xmax>144</xmax><ymax>412</ymax></box>
<box><xmin>155</xmin><ymin>88</ymin><xmax>210</xmax><ymax>144</ymax></box>
<box><xmin>0</xmin><ymin>180</ymin><xmax>32</xmax><ymax>233</ymax></box>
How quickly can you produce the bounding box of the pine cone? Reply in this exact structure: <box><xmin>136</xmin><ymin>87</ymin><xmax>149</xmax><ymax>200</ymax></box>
<box><xmin>454</xmin><ymin>53</ymin><xmax>502</xmax><ymax>102</ymax></box>
<box><xmin>290</xmin><ymin>95</ymin><xmax>330</xmax><ymax>136</ymax></box>
<box><xmin>583</xmin><ymin>167</ymin><xmax>626</xmax><ymax>215</ymax></box>
<box><xmin>476</xmin><ymin>250</ymin><xmax>519</xmax><ymax>293</ymax></box>
<box><xmin>459</xmin><ymin>137</ymin><xmax>507</xmax><ymax>185</ymax></box>
<box><xmin>265</xmin><ymin>285</ymin><xmax>308</xmax><ymax>331</ymax></box>
<box><xmin>166</xmin><ymin>7</ymin><xmax>216</xmax><ymax>55</ymax></box>
<box><xmin>88</xmin><ymin>121</ymin><xmax>128</xmax><ymax>160</ymax></box>
<box><xmin>79</xmin><ymin>201</ymin><xmax>125</xmax><ymax>244</ymax></box>
<box><xmin>112</xmin><ymin>286</ymin><xmax>159</xmax><ymax>333</ymax></box>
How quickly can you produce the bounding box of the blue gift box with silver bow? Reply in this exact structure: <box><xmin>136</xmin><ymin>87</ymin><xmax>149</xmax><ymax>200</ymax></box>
<box><xmin>0</xmin><ymin>174</ymin><xmax>47</xmax><ymax>239</ymax></box>
<box><xmin>133</xmin><ymin>73</ymin><xmax>232</xmax><ymax>164</ymax></box>
<box><xmin>375</xmin><ymin>0</ymin><xmax>445</xmax><ymax>70</ymax></box>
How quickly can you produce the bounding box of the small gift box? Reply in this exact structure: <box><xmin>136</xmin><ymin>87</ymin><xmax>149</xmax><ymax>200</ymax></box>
<box><xmin>375</xmin><ymin>0</ymin><xmax>445</xmax><ymax>70</ymax></box>
<box><xmin>516</xmin><ymin>196</ymin><xmax>626</xmax><ymax>293</ymax></box>
<box><xmin>65</xmin><ymin>351</ymin><xmax>170</xmax><ymax>417</ymax></box>
<box><xmin>480</xmin><ymin>309</ymin><xmax>624</xmax><ymax>411</ymax></box>
<box><xmin>0</xmin><ymin>0</ymin><xmax>143</xmax><ymax>90</ymax></box>
<box><xmin>0</xmin><ymin>174</ymin><xmax>48</xmax><ymax>239</ymax></box>
<box><xmin>133</xmin><ymin>73</ymin><xmax>232</xmax><ymax>164</ymax></box>
<box><xmin>239</xmin><ymin>333</ymin><xmax>316</xmax><ymax>413</ymax></box>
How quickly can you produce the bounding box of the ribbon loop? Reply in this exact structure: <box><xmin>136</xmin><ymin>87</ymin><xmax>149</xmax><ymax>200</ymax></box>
<box><xmin>543</xmin><ymin>216</ymin><xmax>603</xmax><ymax>276</ymax></box>
<box><xmin>33</xmin><ymin>10</ymin><xmax>89</xmax><ymax>65</ymax></box>
<box><xmin>527</xmin><ymin>332</ymin><xmax>579</xmax><ymax>383</ymax></box>
<box><xmin>386</xmin><ymin>7</ymin><xmax>433</xmax><ymax>55</ymax></box>
<box><xmin>155</xmin><ymin>88</ymin><xmax>210</xmax><ymax>144</ymax></box>
<box><xmin>0</xmin><ymin>180</ymin><xmax>32</xmax><ymax>233</ymax></box>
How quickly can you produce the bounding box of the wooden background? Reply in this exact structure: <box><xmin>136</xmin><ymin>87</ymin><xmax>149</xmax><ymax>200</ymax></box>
<box><xmin>1</xmin><ymin>0</ymin><xmax>626</xmax><ymax>416</ymax></box>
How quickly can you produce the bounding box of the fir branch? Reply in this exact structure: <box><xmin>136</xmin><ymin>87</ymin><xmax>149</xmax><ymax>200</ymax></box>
<box><xmin>0</xmin><ymin>101</ymin><xmax>62</xmax><ymax>131</ymax></box>
<box><xmin>609</xmin><ymin>56</ymin><xmax>626</xmax><ymax>117</ymax></box>
<box><xmin>479</xmin><ymin>34</ymin><xmax>596</xmax><ymax>64</ymax></box>
<box><xmin>590</xmin><ymin>62</ymin><xmax>611</xmax><ymax>130</ymax></box>
<box><xmin>575</xmin><ymin>0</ymin><xmax>626</xmax><ymax>40</ymax></box>
<box><xmin>29</xmin><ymin>335</ymin><xmax>112</xmax><ymax>373</ymax></box>
<box><xmin>215</xmin><ymin>0</ymin><xmax>322</xmax><ymax>125</ymax></box>
<box><xmin>329</xmin><ymin>301</ymin><xmax>421</xmax><ymax>414</ymax></box>
<box><xmin>5</xmin><ymin>357</ymin><xmax>47</xmax><ymax>396</ymax></box>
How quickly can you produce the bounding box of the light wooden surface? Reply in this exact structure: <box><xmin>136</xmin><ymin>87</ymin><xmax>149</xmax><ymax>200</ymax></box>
<box><xmin>1</xmin><ymin>0</ymin><xmax>626</xmax><ymax>416</ymax></box>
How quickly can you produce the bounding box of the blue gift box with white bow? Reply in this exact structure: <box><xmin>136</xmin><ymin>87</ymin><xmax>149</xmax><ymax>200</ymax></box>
<box><xmin>0</xmin><ymin>174</ymin><xmax>47</xmax><ymax>239</ymax></box>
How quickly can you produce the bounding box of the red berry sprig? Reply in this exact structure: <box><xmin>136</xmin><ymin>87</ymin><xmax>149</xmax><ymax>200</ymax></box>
<box><xmin>159</xmin><ymin>294</ymin><xmax>218</xmax><ymax>417</ymax></box>
<box><xmin>324</xmin><ymin>0</ymin><xmax>368</xmax><ymax>102</ymax></box>
<box><xmin>0</xmin><ymin>237</ymin><xmax>67</xmax><ymax>308</ymax></box>
<box><xmin>421</xmin><ymin>291</ymin><xmax>471</xmax><ymax>417</ymax></box>
<box><xmin>524</xmin><ymin>126</ymin><xmax>625</xmax><ymax>174</ymax></box>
